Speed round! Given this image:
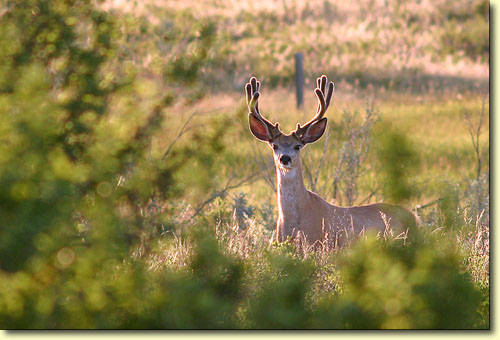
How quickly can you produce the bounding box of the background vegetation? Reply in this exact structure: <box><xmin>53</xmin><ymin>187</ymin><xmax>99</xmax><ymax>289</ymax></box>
<box><xmin>0</xmin><ymin>0</ymin><xmax>489</xmax><ymax>329</ymax></box>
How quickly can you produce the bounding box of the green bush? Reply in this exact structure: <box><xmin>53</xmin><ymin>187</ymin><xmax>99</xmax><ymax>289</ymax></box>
<box><xmin>0</xmin><ymin>226</ymin><xmax>244</xmax><ymax>328</ymax></box>
<box><xmin>313</xmin><ymin>233</ymin><xmax>484</xmax><ymax>329</ymax></box>
<box><xmin>374</xmin><ymin>126</ymin><xmax>420</xmax><ymax>203</ymax></box>
<box><xmin>0</xmin><ymin>0</ymin><xmax>232</xmax><ymax>329</ymax></box>
<box><xmin>244</xmin><ymin>252</ymin><xmax>315</xmax><ymax>329</ymax></box>
<box><xmin>440</xmin><ymin>16</ymin><xmax>489</xmax><ymax>62</ymax></box>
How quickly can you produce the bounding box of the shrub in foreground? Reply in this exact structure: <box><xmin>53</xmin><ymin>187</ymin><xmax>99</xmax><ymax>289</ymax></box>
<box><xmin>313</xmin><ymin>233</ymin><xmax>484</xmax><ymax>329</ymax></box>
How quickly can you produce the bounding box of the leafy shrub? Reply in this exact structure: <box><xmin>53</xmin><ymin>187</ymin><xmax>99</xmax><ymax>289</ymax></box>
<box><xmin>313</xmin><ymin>233</ymin><xmax>484</xmax><ymax>329</ymax></box>
<box><xmin>0</xmin><ymin>225</ymin><xmax>244</xmax><ymax>329</ymax></box>
<box><xmin>163</xmin><ymin>13</ymin><xmax>218</xmax><ymax>86</ymax></box>
<box><xmin>374</xmin><ymin>126</ymin><xmax>420</xmax><ymax>203</ymax></box>
<box><xmin>440</xmin><ymin>16</ymin><xmax>489</xmax><ymax>62</ymax></box>
<box><xmin>0</xmin><ymin>0</ymin><xmax>234</xmax><ymax>329</ymax></box>
<box><xmin>438</xmin><ymin>0</ymin><xmax>489</xmax><ymax>62</ymax></box>
<box><xmin>243</xmin><ymin>252</ymin><xmax>315</xmax><ymax>329</ymax></box>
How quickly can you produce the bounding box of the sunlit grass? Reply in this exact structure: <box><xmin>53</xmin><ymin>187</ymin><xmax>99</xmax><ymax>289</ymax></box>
<box><xmin>102</xmin><ymin>0</ymin><xmax>488</xmax><ymax>92</ymax></box>
<box><xmin>155</xmin><ymin>86</ymin><xmax>488</xmax><ymax>209</ymax></box>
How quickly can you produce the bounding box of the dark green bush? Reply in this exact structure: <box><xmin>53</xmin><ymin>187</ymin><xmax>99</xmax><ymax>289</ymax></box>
<box><xmin>244</xmin><ymin>253</ymin><xmax>315</xmax><ymax>329</ymax></box>
<box><xmin>313</xmin><ymin>233</ymin><xmax>484</xmax><ymax>329</ymax></box>
<box><xmin>440</xmin><ymin>17</ymin><xmax>489</xmax><ymax>62</ymax></box>
<box><xmin>438</xmin><ymin>0</ymin><xmax>489</xmax><ymax>62</ymax></box>
<box><xmin>374</xmin><ymin>126</ymin><xmax>420</xmax><ymax>203</ymax></box>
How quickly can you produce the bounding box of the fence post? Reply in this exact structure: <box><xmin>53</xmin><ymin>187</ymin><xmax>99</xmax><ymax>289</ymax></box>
<box><xmin>295</xmin><ymin>52</ymin><xmax>304</xmax><ymax>108</ymax></box>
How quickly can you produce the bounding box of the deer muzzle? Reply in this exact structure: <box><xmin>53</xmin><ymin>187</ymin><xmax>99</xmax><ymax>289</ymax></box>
<box><xmin>279</xmin><ymin>155</ymin><xmax>291</xmax><ymax>165</ymax></box>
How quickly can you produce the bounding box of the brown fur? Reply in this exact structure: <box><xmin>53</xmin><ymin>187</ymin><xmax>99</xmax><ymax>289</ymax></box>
<box><xmin>273</xmin><ymin>152</ymin><xmax>416</xmax><ymax>246</ymax></box>
<box><xmin>246</xmin><ymin>75</ymin><xmax>416</xmax><ymax>248</ymax></box>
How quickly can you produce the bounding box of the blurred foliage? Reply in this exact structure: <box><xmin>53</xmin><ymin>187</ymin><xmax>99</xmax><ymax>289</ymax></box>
<box><xmin>163</xmin><ymin>15</ymin><xmax>217</xmax><ymax>85</ymax></box>
<box><xmin>436</xmin><ymin>181</ymin><xmax>461</xmax><ymax>230</ymax></box>
<box><xmin>313</xmin><ymin>233</ymin><xmax>484</xmax><ymax>329</ymax></box>
<box><xmin>0</xmin><ymin>0</ymin><xmax>489</xmax><ymax>330</ymax></box>
<box><xmin>244</xmin><ymin>253</ymin><xmax>315</xmax><ymax>329</ymax></box>
<box><xmin>438</xmin><ymin>0</ymin><xmax>489</xmax><ymax>62</ymax></box>
<box><xmin>1</xmin><ymin>0</ymin><xmax>124</xmax><ymax>160</ymax></box>
<box><xmin>374</xmin><ymin>126</ymin><xmax>421</xmax><ymax>203</ymax></box>
<box><xmin>0</xmin><ymin>226</ymin><xmax>245</xmax><ymax>328</ymax></box>
<box><xmin>1</xmin><ymin>0</ymin><xmax>123</xmax><ymax>272</ymax></box>
<box><xmin>0</xmin><ymin>0</ymin><xmax>235</xmax><ymax>328</ymax></box>
<box><xmin>0</xmin><ymin>0</ymin><xmax>235</xmax><ymax>269</ymax></box>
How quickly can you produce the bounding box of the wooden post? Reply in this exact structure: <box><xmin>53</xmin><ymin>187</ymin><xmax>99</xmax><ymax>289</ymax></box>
<box><xmin>295</xmin><ymin>52</ymin><xmax>304</xmax><ymax>108</ymax></box>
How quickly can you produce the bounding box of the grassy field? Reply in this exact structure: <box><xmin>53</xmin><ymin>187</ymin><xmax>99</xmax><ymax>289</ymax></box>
<box><xmin>104</xmin><ymin>0</ymin><xmax>489</xmax><ymax>207</ymax></box>
<box><xmin>0</xmin><ymin>0</ymin><xmax>490</xmax><ymax>329</ymax></box>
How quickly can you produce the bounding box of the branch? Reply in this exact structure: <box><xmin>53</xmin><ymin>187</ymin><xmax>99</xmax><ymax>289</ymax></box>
<box><xmin>250</xmin><ymin>145</ymin><xmax>275</xmax><ymax>190</ymax></box>
<box><xmin>188</xmin><ymin>172</ymin><xmax>259</xmax><ymax>221</ymax></box>
<box><xmin>162</xmin><ymin>110</ymin><xmax>199</xmax><ymax>160</ymax></box>
<box><xmin>463</xmin><ymin>93</ymin><xmax>487</xmax><ymax>180</ymax></box>
<box><xmin>302</xmin><ymin>159</ymin><xmax>315</xmax><ymax>191</ymax></box>
<box><xmin>415</xmin><ymin>198</ymin><xmax>443</xmax><ymax>211</ymax></box>
<box><xmin>162</xmin><ymin>106</ymin><xmax>230</xmax><ymax>160</ymax></box>
<box><xmin>312</xmin><ymin>126</ymin><xmax>330</xmax><ymax>193</ymax></box>
<box><xmin>358</xmin><ymin>186</ymin><xmax>380</xmax><ymax>205</ymax></box>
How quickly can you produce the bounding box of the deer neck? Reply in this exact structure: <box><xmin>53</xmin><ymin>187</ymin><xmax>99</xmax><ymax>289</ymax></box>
<box><xmin>276</xmin><ymin>158</ymin><xmax>308</xmax><ymax>224</ymax></box>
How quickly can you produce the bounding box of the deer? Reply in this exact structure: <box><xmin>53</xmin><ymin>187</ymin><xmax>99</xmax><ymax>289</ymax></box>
<box><xmin>245</xmin><ymin>75</ymin><xmax>417</xmax><ymax>248</ymax></box>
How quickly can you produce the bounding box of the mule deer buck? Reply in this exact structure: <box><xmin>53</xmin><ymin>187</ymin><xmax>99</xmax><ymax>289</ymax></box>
<box><xmin>245</xmin><ymin>75</ymin><xmax>417</xmax><ymax>247</ymax></box>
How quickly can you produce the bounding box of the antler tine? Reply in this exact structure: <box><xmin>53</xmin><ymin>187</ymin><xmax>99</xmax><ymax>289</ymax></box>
<box><xmin>316</xmin><ymin>81</ymin><xmax>334</xmax><ymax>118</ymax></box>
<box><xmin>324</xmin><ymin>81</ymin><xmax>334</xmax><ymax>110</ymax></box>
<box><xmin>245</xmin><ymin>82</ymin><xmax>252</xmax><ymax>107</ymax></box>
<box><xmin>315</xmin><ymin>75</ymin><xmax>334</xmax><ymax>115</ymax></box>
<box><xmin>294</xmin><ymin>75</ymin><xmax>334</xmax><ymax>137</ymax></box>
<box><xmin>319</xmin><ymin>75</ymin><xmax>327</xmax><ymax>96</ymax></box>
<box><xmin>245</xmin><ymin>78</ymin><xmax>261</xmax><ymax>115</ymax></box>
<box><xmin>252</xmin><ymin>77</ymin><xmax>261</xmax><ymax>114</ymax></box>
<box><xmin>245</xmin><ymin>77</ymin><xmax>281</xmax><ymax>137</ymax></box>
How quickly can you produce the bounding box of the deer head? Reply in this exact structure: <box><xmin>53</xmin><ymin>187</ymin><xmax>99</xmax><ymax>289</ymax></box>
<box><xmin>246</xmin><ymin>75</ymin><xmax>334</xmax><ymax>172</ymax></box>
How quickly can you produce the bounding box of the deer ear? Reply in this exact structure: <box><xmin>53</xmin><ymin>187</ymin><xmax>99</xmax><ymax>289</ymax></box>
<box><xmin>301</xmin><ymin>117</ymin><xmax>327</xmax><ymax>144</ymax></box>
<box><xmin>249</xmin><ymin>113</ymin><xmax>271</xmax><ymax>142</ymax></box>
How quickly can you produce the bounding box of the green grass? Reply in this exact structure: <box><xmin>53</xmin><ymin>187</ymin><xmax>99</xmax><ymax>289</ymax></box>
<box><xmin>164</xmin><ymin>88</ymin><xmax>488</xmax><ymax>208</ymax></box>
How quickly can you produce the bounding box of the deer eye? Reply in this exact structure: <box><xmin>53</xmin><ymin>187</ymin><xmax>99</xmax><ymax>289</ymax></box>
<box><xmin>272</xmin><ymin>144</ymin><xmax>279</xmax><ymax>151</ymax></box>
<box><xmin>294</xmin><ymin>145</ymin><xmax>302</xmax><ymax>150</ymax></box>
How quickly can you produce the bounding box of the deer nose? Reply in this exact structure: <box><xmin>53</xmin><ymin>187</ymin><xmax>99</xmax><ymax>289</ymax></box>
<box><xmin>279</xmin><ymin>155</ymin><xmax>291</xmax><ymax>165</ymax></box>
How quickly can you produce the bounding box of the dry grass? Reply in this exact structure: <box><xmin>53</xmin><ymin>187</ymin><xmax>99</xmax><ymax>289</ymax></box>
<box><xmin>102</xmin><ymin>0</ymin><xmax>488</xmax><ymax>92</ymax></box>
